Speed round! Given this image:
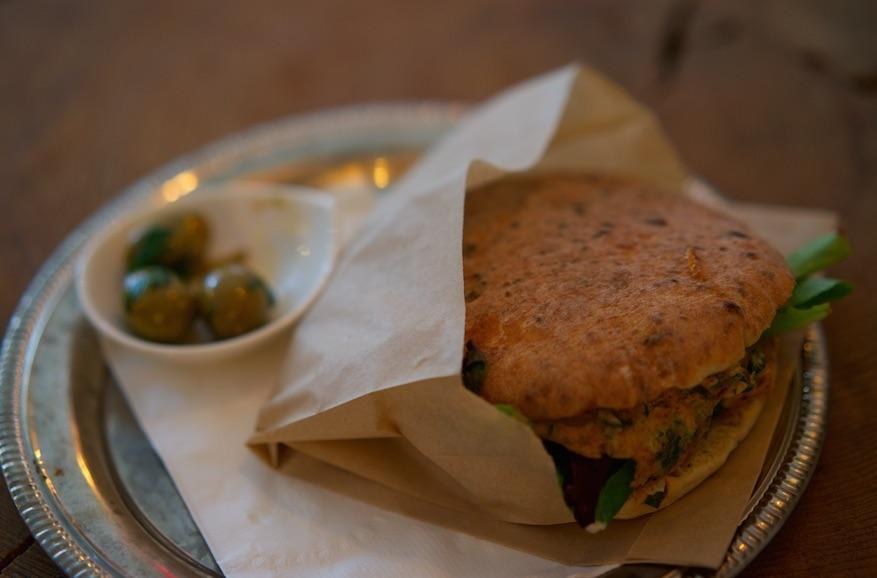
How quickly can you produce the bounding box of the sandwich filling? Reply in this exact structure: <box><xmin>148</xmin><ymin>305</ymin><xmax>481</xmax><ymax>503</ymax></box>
<box><xmin>530</xmin><ymin>339</ymin><xmax>773</xmax><ymax>527</ymax></box>
<box><xmin>463</xmin><ymin>338</ymin><xmax>774</xmax><ymax>527</ymax></box>
<box><xmin>532</xmin><ymin>341</ymin><xmax>772</xmax><ymax>489</ymax></box>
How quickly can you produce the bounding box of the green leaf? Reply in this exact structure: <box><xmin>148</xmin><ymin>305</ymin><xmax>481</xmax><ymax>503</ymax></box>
<box><xmin>766</xmin><ymin>303</ymin><xmax>831</xmax><ymax>336</ymax></box>
<box><xmin>462</xmin><ymin>341</ymin><xmax>486</xmax><ymax>394</ymax></box>
<box><xmin>595</xmin><ymin>460</ymin><xmax>635</xmax><ymax>525</ymax></box>
<box><xmin>495</xmin><ymin>403</ymin><xmax>529</xmax><ymax>424</ymax></box>
<box><xmin>792</xmin><ymin>277</ymin><xmax>853</xmax><ymax>308</ymax></box>
<box><xmin>787</xmin><ymin>233</ymin><xmax>851</xmax><ymax>280</ymax></box>
<box><xmin>766</xmin><ymin>235</ymin><xmax>853</xmax><ymax>337</ymax></box>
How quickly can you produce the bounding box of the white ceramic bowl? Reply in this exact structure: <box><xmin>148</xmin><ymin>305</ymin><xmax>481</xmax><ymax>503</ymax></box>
<box><xmin>76</xmin><ymin>182</ymin><xmax>336</xmax><ymax>362</ymax></box>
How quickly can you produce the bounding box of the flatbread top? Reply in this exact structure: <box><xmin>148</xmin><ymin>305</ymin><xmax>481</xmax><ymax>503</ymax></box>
<box><xmin>462</xmin><ymin>174</ymin><xmax>793</xmax><ymax>420</ymax></box>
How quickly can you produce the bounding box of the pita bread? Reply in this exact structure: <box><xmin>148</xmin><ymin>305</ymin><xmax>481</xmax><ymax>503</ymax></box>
<box><xmin>463</xmin><ymin>174</ymin><xmax>794</xmax><ymax>420</ymax></box>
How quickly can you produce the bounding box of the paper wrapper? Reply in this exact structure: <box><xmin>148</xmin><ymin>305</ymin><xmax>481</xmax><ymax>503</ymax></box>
<box><xmin>248</xmin><ymin>64</ymin><xmax>837</xmax><ymax>568</ymax></box>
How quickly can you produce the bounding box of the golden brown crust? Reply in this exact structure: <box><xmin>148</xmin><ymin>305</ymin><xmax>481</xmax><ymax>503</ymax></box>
<box><xmin>463</xmin><ymin>174</ymin><xmax>793</xmax><ymax>419</ymax></box>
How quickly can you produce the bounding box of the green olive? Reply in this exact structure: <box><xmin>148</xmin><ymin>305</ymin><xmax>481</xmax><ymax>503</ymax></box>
<box><xmin>199</xmin><ymin>265</ymin><xmax>274</xmax><ymax>339</ymax></box>
<box><xmin>124</xmin><ymin>267</ymin><xmax>196</xmax><ymax>343</ymax></box>
<box><xmin>126</xmin><ymin>213</ymin><xmax>210</xmax><ymax>276</ymax></box>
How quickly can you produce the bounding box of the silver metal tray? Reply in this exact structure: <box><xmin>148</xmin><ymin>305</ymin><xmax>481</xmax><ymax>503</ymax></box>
<box><xmin>0</xmin><ymin>103</ymin><xmax>829</xmax><ymax>577</ymax></box>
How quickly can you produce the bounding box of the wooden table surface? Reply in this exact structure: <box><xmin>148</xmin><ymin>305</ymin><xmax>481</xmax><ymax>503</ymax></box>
<box><xmin>1</xmin><ymin>1</ymin><xmax>875</xmax><ymax>576</ymax></box>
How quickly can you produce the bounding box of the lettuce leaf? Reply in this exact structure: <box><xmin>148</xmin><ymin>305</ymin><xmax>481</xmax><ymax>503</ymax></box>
<box><xmin>768</xmin><ymin>233</ymin><xmax>852</xmax><ymax>336</ymax></box>
<box><xmin>495</xmin><ymin>403</ymin><xmax>529</xmax><ymax>424</ymax></box>
<box><xmin>792</xmin><ymin>277</ymin><xmax>853</xmax><ymax>308</ymax></box>
<box><xmin>462</xmin><ymin>341</ymin><xmax>486</xmax><ymax>393</ymax></box>
<box><xmin>787</xmin><ymin>232</ymin><xmax>851</xmax><ymax>280</ymax></box>
<box><xmin>767</xmin><ymin>303</ymin><xmax>831</xmax><ymax>336</ymax></box>
<box><xmin>594</xmin><ymin>460</ymin><xmax>635</xmax><ymax>526</ymax></box>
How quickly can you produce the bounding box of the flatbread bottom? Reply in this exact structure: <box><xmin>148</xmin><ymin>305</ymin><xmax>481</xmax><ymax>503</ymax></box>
<box><xmin>616</xmin><ymin>392</ymin><xmax>767</xmax><ymax>520</ymax></box>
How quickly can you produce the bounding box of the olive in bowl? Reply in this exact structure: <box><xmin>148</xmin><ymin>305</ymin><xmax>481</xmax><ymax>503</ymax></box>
<box><xmin>124</xmin><ymin>266</ymin><xmax>196</xmax><ymax>343</ymax></box>
<box><xmin>199</xmin><ymin>265</ymin><xmax>275</xmax><ymax>340</ymax></box>
<box><xmin>126</xmin><ymin>213</ymin><xmax>210</xmax><ymax>275</ymax></box>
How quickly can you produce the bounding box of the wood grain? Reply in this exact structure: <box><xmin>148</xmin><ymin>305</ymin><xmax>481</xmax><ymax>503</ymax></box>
<box><xmin>1</xmin><ymin>0</ymin><xmax>875</xmax><ymax>575</ymax></box>
<box><xmin>0</xmin><ymin>541</ymin><xmax>64</xmax><ymax>578</ymax></box>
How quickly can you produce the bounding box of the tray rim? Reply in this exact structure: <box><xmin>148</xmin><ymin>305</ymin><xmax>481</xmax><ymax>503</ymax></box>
<box><xmin>0</xmin><ymin>102</ymin><xmax>463</xmax><ymax>577</ymax></box>
<box><xmin>0</xmin><ymin>102</ymin><xmax>829</xmax><ymax>578</ymax></box>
